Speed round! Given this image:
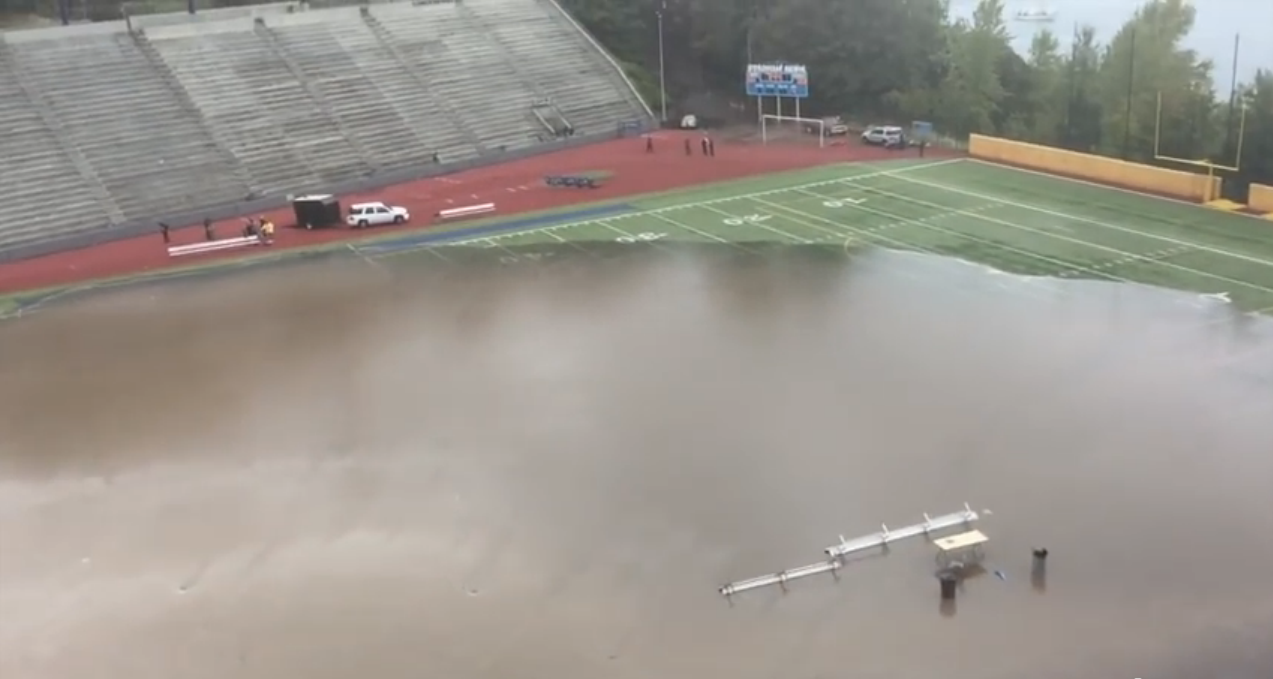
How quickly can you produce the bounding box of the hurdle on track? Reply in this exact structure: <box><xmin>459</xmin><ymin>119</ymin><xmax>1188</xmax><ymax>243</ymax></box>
<box><xmin>718</xmin><ymin>503</ymin><xmax>981</xmax><ymax>598</ymax></box>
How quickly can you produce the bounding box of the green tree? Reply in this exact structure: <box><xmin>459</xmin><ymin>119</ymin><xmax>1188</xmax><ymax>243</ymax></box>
<box><xmin>1218</xmin><ymin>70</ymin><xmax>1273</xmax><ymax>195</ymax></box>
<box><xmin>1096</xmin><ymin>0</ymin><xmax>1217</xmax><ymax>160</ymax></box>
<box><xmin>937</xmin><ymin>0</ymin><xmax>1012</xmax><ymax>135</ymax></box>
<box><xmin>1059</xmin><ymin>25</ymin><xmax>1104</xmax><ymax>151</ymax></box>
<box><xmin>1020</xmin><ymin>29</ymin><xmax>1066</xmax><ymax>144</ymax></box>
<box><xmin>747</xmin><ymin>0</ymin><xmax>946</xmax><ymax>117</ymax></box>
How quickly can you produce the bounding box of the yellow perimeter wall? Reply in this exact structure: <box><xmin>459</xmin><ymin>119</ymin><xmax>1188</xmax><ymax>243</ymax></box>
<box><xmin>1250</xmin><ymin>184</ymin><xmax>1273</xmax><ymax>213</ymax></box>
<box><xmin>968</xmin><ymin>134</ymin><xmax>1221</xmax><ymax>202</ymax></box>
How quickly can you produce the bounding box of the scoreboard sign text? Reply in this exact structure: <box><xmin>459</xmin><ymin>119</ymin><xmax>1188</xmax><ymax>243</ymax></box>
<box><xmin>745</xmin><ymin>63</ymin><xmax>809</xmax><ymax>98</ymax></box>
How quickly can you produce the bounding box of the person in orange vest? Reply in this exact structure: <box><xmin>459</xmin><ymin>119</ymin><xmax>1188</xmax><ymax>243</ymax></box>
<box><xmin>259</xmin><ymin>217</ymin><xmax>275</xmax><ymax>245</ymax></box>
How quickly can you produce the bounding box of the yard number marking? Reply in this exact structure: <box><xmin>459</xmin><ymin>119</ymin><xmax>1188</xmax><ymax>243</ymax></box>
<box><xmin>822</xmin><ymin>198</ymin><xmax>865</xmax><ymax>208</ymax></box>
<box><xmin>615</xmin><ymin>232</ymin><xmax>667</xmax><ymax>243</ymax></box>
<box><xmin>499</xmin><ymin>252</ymin><xmax>554</xmax><ymax>264</ymax></box>
<box><xmin>722</xmin><ymin>214</ymin><xmax>772</xmax><ymax>226</ymax></box>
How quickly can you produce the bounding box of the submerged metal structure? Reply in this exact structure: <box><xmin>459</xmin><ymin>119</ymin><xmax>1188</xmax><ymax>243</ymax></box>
<box><xmin>719</xmin><ymin>503</ymin><xmax>981</xmax><ymax>597</ymax></box>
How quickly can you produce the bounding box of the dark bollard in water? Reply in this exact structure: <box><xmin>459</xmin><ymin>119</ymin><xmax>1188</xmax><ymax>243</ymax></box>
<box><xmin>1031</xmin><ymin>548</ymin><xmax>1048</xmax><ymax>593</ymax></box>
<box><xmin>939</xmin><ymin>572</ymin><xmax>958</xmax><ymax>600</ymax></box>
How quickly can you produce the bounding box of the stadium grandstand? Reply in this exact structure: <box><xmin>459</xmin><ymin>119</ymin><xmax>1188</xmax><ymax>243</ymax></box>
<box><xmin>0</xmin><ymin>0</ymin><xmax>653</xmax><ymax>260</ymax></box>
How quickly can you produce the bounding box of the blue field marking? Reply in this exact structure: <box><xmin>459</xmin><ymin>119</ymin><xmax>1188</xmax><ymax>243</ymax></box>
<box><xmin>356</xmin><ymin>203</ymin><xmax>636</xmax><ymax>254</ymax></box>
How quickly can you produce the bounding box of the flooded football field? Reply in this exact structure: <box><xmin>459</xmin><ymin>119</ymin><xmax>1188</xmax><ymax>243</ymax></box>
<box><xmin>1</xmin><ymin>246</ymin><xmax>1271</xmax><ymax>679</ymax></box>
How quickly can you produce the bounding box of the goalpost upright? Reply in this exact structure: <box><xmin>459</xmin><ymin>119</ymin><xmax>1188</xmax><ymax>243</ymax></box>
<box><xmin>760</xmin><ymin>114</ymin><xmax>825</xmax><ymax>146</ymax></box>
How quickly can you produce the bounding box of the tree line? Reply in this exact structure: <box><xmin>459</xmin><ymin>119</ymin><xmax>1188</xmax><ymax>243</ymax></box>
<box><xmin>559</xmin><ymin>0</ymin><xmax>1271</xmax><ymax>196</ymax></box>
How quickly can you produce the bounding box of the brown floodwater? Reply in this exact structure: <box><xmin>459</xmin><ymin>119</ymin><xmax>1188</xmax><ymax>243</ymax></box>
<box><xmin>1</xmin><ymin>246</ymin><xmax>1270</xmax><ymax>679</ymax></box>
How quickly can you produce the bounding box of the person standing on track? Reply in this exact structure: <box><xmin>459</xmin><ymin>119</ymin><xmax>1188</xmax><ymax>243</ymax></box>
<box><xmin>158</xmin><ymin>222</ymin><xmax>170</xmax><ymax>244</ymax></box>
<box><xmin>645</xmin><ymin>135</ymin><xmax>654</xmax><ymax>152</ymax></box>
<box><xmin>700</xmin><ymin>135</ymin><xmax>709</xmax><ymax>156</ymax></box>
<box><xmin>684</xmin><ymin>138</ymin><xmax>692</xmax><ymax>156</ymax></box>
<box><xmin>203</xmin><ymin>217</ymin><xmax>215</xmax><ymax>242</ymax></box>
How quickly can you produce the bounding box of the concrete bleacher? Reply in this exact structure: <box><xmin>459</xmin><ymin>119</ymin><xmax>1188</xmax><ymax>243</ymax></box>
<box><xmin>0</xmin><ymin>0</ymin><xmax>652</xmax><ymax>259</ymax></box>
<box><xmin>0</xmin><ymin>41</ymin><xmax>114</xmax><ymax>252</ymax></box>
<box><xmin>144</xmin><ymin>20</ymin><xmax>327</xmax><ymax>195</ymax></box>
<box><xmin>270</xmin><ymin>9</ymin><xmax>479</xmax><ymax>168</ymax></box>
<box><xmin>465</xmin><ymin>0</ymin><xmax>651</xmax><ymax>133</ymax></box>
<box><xmin>366</xmin><ymin>1</ymin><xmax>545</xmax><ymax>152</ymax></box>
<box><xmin>4</xmin><ymin>28</ymin><xmax>252</xmax><ymax>223</ymax></box>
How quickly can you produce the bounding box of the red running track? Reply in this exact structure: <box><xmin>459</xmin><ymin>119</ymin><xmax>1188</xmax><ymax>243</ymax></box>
<box><xmin>0</xmin><ymin>133</ymin><xmax>927</xmax><ymax>294</ymax></box>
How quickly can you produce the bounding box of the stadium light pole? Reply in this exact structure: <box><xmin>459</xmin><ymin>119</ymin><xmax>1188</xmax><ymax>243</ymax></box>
<box><xmin>657</xmin><ymin>4</ymin><xmax>667</xmax><ymax>122</ymax></box>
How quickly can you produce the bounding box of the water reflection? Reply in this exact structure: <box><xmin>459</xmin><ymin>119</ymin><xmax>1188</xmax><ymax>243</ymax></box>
<box><xmin>1</xmin><ymin>246</ymin><xmax>1269</xmax><ymax>679</ymax></box>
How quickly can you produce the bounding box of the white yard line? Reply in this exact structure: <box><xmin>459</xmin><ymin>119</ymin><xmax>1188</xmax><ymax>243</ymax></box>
<box><xmin>596</xmin><ymin>217</ymin><xmax>710</xmax><ymax>256</ymax></box>
<box><xmin>595</xmin><ymin>219</ymin><xmax>674</xmax><ymax>253</ymax></box>
<box><xmin>434</xmin><ymin>159</ymin><xmax>962</xmax><ymax>249</ymax></box>
<box><xmin>1053</xmin><ymin>245</ymin><xmax>1194</xmax><ymax>279</ymax></box>
<box><xmin>645</xmin><ymin>212</ymin><xmax>758</xmax><ymax>251</ymax></box>
<box><xmin>884</xmin><ymin>169</ymin><xmax>1273</xmax><ymax>269</ymax></box>
<box><xmin>840</xmin><ymin>180</ymin><xmax>1273</xmax><ymax>297</ymax></box>
<box><xmin>786</xmin><ymin>188</ymin><xmax>1116</xmax><ymax>285</ymax></box>
<box><xmin>347</xmin><ymin>242</ymin><xmax>394</xmax><ymax>267</ymax></box>
<box><xmin>540</xmin><ymin>227</ymin><xmax>599</xmax><ymax>257</ymax></box>
<box><xmin>965</xmin><ymin>158</ymin><xmax>1270</xmax><ymax>223</ymax></box>
<box><xmin>480</xmin><ymin>237</ymin><xmax>524</xmax><ymax>259</ymax></box>
<box><xmin>748</xmin><ymin>196</ymin><xmax>1059</xmax><ymax>300</ymax></box>
<box><xmin>695</xmin><ymin>204</ymin><xmax>812</xmax><ymax>243</ymax></box>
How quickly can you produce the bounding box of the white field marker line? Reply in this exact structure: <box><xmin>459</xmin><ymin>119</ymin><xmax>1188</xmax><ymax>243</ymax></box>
<box><xmin>645</xmin><ymin>212</ymin><xmax>760</xmax><ymax>252</ymax></box>
<box><xmin>787</xmin><ymin>192</ymin><xmax>1082</xmax><ymax>299</ymax></box>
<box><xmin>592</xmin><ymin>219</ymin><xmax>680</xmax><ymax>254</ymax></box>
<box><xmin>787</xmin><ymin>187</ymin><xmax>1114</xmax><ymax>287</ymax></box>
<box><xmin>347</xmin><ymin>242</ymin><xmax>395</xmax><ymax>267</ymax></box>
<box><xmin>750</xmin><ymin>196</ymin><xmax>1059</xmax><ymax>300</ymax></box>
<box><xmin>539</xmin><ymin>226</ymin><xmax>599</xmax><ymax>257</ymax></box>
<box><xmin>841</xmin><ymin>180</ymin><xmax>1273</xmax><ymax>297</ymax></box>
<box><xmin>435</xmin><ymin>159</ymin><xmax>962</xmax><ymax>248</ymax></box>
<box><xmin>1055</xmin><ymin>245</ymin><xmax>1195</xmax><ymax>279</ymax></box>
<box><xmin>805</xmin><ymin>215</ymin><xmax>922</xmax><ymax>245</ymax></box>
<box><xmin>884</xmin><ymin>170</ymin><xmax>1273</xmax><ymax>269</ymax></box>
<box><xmin>965</xmin><ymin>158</ymin><xmax>1272</xmax><ymax>224</ymax></box>
<box><xmin>696</xmin><ymin>204</ymin><xmax>813</xmax><ymax>243</ymax></box>
<box><xmin>749</xmin><ymin>194</ymin><xmax>1061</xmax><ymax>299</ymax></box>
<box><xmin>480</xmin><ymin>237</ymin><xmax>524</xmax><ymax>260</ymax></box>
<box><xmin>755</xmin><ymin>196</ymin><xmax>1004</xmax><ymax>248</ymax></box>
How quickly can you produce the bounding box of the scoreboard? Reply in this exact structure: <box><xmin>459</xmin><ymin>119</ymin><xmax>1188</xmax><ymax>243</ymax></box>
<box><xmin>745</xmin><ymin>63</ymin><xmax>809</xmax><ymax>98</ymax></box>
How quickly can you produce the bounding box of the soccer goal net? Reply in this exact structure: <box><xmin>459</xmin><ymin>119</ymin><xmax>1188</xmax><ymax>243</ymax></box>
<box><xmin>760</xmin><ymin>114</ymin><xmax>825</xmax><ymax>147</ymax></box>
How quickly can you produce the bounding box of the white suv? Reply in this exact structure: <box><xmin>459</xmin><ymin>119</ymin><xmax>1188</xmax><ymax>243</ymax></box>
<box><xmin>347</xmin><ymin>202</ymin><xmax>410</xmax><ymax>228</ymax></box>
<box><xmin>861</xmin><ymin>125</ymin><xmax>906</xmax><ymax>147</ymax></box>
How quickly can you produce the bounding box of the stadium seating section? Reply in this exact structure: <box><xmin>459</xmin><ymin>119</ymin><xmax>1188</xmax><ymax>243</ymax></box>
<box><xmin>0</xmin><ymin>0</ymin><xmax>651</xmax><ymax>254</ymax></box>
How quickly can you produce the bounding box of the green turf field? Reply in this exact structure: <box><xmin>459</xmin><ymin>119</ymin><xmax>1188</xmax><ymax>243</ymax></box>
<box><xmin>5</xmin><ymin>157</ymin><xmax>1273</xmax><ymax>316</ymax></box>
<box><xmin>398</xmin><ymin>158</ymin><xmax>1273</xmax><ymax>314</ymax></box>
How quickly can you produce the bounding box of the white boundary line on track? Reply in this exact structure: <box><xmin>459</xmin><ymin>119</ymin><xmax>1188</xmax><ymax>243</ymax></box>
<box><xmin>882</xmin><ymin>168</ymin><xmax>1273</xmax><ymax>269</ymax></box>
<box><xmin>967</xmin><ymin>158</ymin><xmax>1271</xmax><ymax>223</ymax></box>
